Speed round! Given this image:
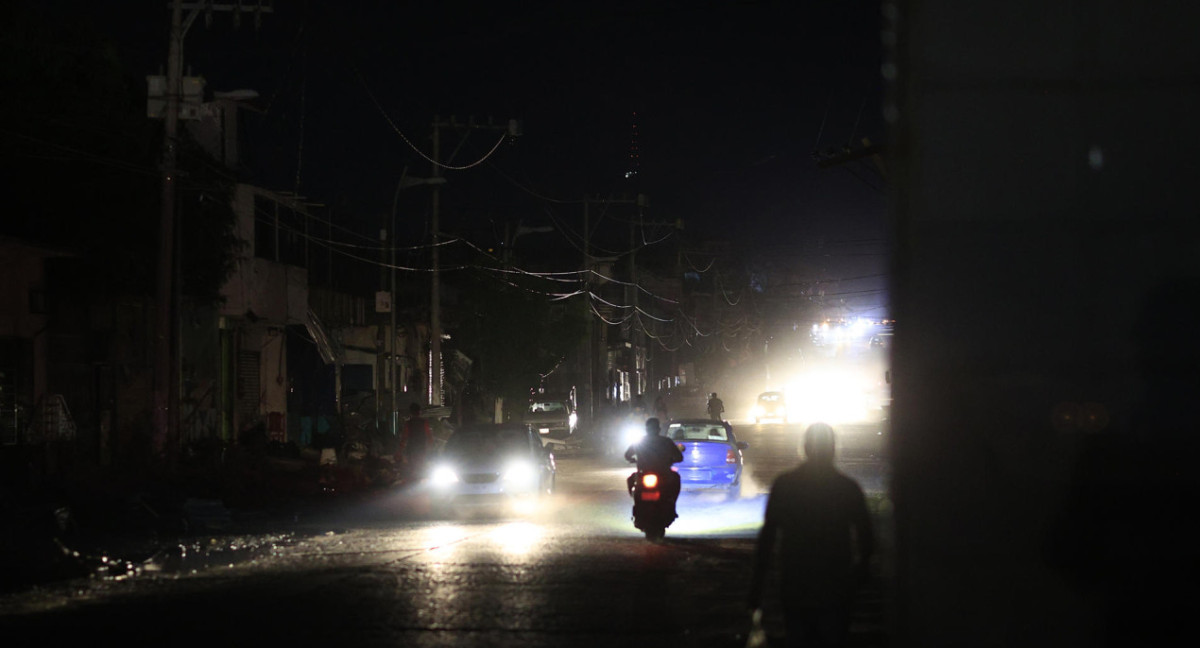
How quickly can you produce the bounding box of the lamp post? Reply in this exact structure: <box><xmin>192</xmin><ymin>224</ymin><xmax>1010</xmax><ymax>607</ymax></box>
<box><xmin>388</xmin><ymin>170</ymin><xmax>445</xmax><ymax>435</ymax></box>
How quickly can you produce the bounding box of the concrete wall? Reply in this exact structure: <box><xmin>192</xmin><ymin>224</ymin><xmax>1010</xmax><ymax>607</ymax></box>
<box><xmin>890</xmin><ymin>1</ymin><xmax>1200</xmax><ymax>645</ymax></box>
<box><xmin>220</xmin><ymin>257</ymin><xmax>308</xmax><ymax>325</ymax></box>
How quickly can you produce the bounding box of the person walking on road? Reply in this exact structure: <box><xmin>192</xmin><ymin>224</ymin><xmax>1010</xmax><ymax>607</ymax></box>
<box><xmin>706</xmin><ymin>392</ymin><xmax>725</xmax><ymax>421</ymax></box>
<box><xmin>748</xmin><ymin>422</ymin><xmax>875</xmax><ymax>648</ymax></box>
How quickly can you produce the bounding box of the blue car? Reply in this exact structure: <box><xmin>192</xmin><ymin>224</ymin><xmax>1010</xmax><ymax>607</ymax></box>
<box><xmin>664</xmin><ymin>419</ymin><xmax>748</xmax><ymax>493</ymax></box>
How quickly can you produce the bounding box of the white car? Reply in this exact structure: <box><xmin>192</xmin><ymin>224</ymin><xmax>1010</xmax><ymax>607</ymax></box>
<box><xmin>429</xmin><ymin>423</ymin><xmax>556</xmax><ymax>512</ymax></box>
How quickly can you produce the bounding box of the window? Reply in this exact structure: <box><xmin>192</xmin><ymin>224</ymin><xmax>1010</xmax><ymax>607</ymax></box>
<box><xmin>668</xmin><ymin>424</ymin><xmax>728</xmax><ymax>441</ymax></box>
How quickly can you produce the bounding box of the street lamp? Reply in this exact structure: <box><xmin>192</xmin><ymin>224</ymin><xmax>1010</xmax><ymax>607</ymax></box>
<box><xmin>388</xmin><ymin>169</ymin><xmax>446</xmax><ymax>436</ymax></box>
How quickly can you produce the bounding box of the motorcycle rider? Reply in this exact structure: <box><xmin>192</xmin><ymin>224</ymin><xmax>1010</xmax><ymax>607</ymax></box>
<box><xmin>625</xmin><ymin>417</ymin><xmax>684</xmax><ymax>519</ymax></box>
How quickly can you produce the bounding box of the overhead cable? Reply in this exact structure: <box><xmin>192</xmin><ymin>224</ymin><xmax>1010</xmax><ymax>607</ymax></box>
<box><xmin>355</xmin><ymin>66</ymin><xmax>508</xmax><ymax>171</ymax></box>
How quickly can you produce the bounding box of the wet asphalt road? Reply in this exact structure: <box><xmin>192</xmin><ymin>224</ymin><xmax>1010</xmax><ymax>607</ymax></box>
<box><xmin>0</xmin><ymin>421</ymin><xmax>889</xmax><ymax>647</ymax></box>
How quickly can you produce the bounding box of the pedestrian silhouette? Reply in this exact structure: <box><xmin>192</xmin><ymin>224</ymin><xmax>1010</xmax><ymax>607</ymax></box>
<box><xmin>707</xmin><ymin>392</ymin><xmax>724</xmax><ymax>421</ymax></box>
<box><xmin>749</xmin><ymin>423</ymin><xmax>875</xmax><ymax>648</ymax></box>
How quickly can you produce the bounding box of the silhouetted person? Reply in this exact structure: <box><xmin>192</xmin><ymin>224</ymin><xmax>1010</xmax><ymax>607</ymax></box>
<box><xmin>707</xmin><ymin>392</ymin><xmax>724</xmax><ymax>421</ymax></box>
<box><xmin>749</xmin><ymin>423</ymin><xmax>874</xmax><ymax>648</ymax></box>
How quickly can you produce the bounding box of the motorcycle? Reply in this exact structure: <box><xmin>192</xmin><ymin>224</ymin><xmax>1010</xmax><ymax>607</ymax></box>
<box><xmin>628</xmin><ymin>469</ymin><xmax>677</xmax><ymax>541</ymax></box>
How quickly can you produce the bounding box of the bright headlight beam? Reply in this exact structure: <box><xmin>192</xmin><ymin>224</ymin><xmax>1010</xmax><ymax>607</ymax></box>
<box><xmin>623</xmin><ymin>425</ymin><xmax>643</xmax><ymax>447</ymax></box>
<box><xmin>503</xmin><ymin>460</ymin><xmax>536</xmax><ymax>481</ymax></box>
<box><xmin>430</xmin><ymin>465</ymin><xmax>458</xmax><ymax>487</ymax></box>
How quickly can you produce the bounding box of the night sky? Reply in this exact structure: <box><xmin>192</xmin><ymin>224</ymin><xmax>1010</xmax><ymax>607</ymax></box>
<box><xmin>22</xmin><ymin>0</ymin><xmax>888</xmax><ymax>315</ymax></box>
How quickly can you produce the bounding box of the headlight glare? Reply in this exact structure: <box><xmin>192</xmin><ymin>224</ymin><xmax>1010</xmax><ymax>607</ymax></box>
<box><xmin>430</xmin><ymin>465</ymin><xmax>458</xmax><ymax>487</ymax></box>
<box><xmin>623</xmin><ymin>425</ymin><xmax>643</xmax><ymax>447</ymax></box>
<box><xmin>503</xmin><ymin>460</ymin><xmax>536</xmax><ymax>482</ymax></box>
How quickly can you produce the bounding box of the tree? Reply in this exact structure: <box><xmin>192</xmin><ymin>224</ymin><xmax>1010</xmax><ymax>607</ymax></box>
<box><xmin>452</xmin><ymin>263</ymin><xmax>587</xmax><ymax>416</ymax></box>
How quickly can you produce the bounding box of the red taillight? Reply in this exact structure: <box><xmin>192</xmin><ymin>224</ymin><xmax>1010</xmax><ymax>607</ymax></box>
<box><xmin>726</xmin><ymin>448</ymin><xmax>738</xmax><ymax>464</ymax></box>
<box><xmin>642</xmin><ymin>473</ymin><xmax>659</xmax><ymax>489</ymax></box>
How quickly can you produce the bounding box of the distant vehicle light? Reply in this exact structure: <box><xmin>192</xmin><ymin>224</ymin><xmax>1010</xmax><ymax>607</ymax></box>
<box><xmin>623</xmin><ymin>424</ymin><xmax>643</xmax><ymax>447</ymax></box>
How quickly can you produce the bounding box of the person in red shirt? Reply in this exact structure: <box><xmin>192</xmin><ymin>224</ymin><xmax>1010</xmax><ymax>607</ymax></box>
<box><xmin>398</xmin><ymin>403</ymin><xmax>433</xmax><ymax>481</ymax></box>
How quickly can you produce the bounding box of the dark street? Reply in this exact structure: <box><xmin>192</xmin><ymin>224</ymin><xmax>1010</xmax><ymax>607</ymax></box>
<box><xmin>5</xmin><ymin>0</ymin><xmax>1198</xmax><ymax>645</ymax></box>
<box><xmin>0</xmin><ymin>423</ymin><xmax>890</xmax><ymax>647</ymax></box>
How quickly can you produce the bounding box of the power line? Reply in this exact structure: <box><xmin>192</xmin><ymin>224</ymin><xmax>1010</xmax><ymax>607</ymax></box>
<box><xmin>355</xmin><ymin>66</ymin><xmax>509</xmax><ymax>171</ymax></box>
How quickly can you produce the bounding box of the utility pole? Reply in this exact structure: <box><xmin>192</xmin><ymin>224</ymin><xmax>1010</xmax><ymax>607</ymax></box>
<box><xmin>430</xmin><ymin>122</ymin><xmax>442</xmax><ymax>406</ymax></box>
<box><xmin>152</xmin><ymin>0</ymin><xmax>184</xmax><ymax>464</ymax></box>
<box><xmin>388</xmin><ymin>170</ymin><xmax>445</xmax><ymax>430</ymax></box>
<box><xmin>629</xmin><ymin>201</ymin><xmax>637</xmax><ymax>399</ymax></box>
<box><xmin>623</xmin><ymin>195</ymin><xmax>652</xmax><ymax>398</ymax></box>
<box><xmin>377</xmin><ymin>211</ymin><xmax>388</xmax><ymax>432</ymax></box>
<box><xmin>388</xmin><ymin>172</ymin><xmax>403</xmax><ymax>438</ymax></box>
<box><xmin>428</xmin><ymin>115</ymin><xmax>519</xmax><ymax>407</ymax></box>
<box><xmin>580</xmin><ymin>194</ymin><xmax>646</xmax><ymax>404</ymax></box>
<box><xmin>582</xmin><ymin>197</ymin><xmax>593</xmax><ymax>424</ymax></box>
<box><xmin>152</xmin><ymin>0</ymin><xmax>271</xmax><ymax>464</ymax></box>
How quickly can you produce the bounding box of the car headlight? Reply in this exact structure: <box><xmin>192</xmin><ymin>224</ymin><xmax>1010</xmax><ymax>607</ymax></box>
<box><xmin>430</xmin><ymin>465</ymin><xmax>458</xmax><ymax>488</ymax></box>
<box><xmin>752</xmin><ymin>405</ymin><xmax>763</xmax><ymax>417</ymax></box>
<box><xmin>503</xmin><ymin>460</ymin><xmax>537</xmax><ymax>483</ymax></box>
<box><xmin>623</xmin><ymin>424</ymin><xmax>643</xmax><ymax>447</ymax></box>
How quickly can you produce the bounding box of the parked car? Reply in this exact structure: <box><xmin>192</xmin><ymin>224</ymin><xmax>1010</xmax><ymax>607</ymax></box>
<box><xmin>429</xmin><ymin>423</ymin><xmax>556</xmax><ymax>511</ymax></box>
<box><xmin>663</xmin><ymin>419</ymin><xmax>748</xmax><ymax>495</ymax></box>
<box><xmin>752</xmin><ymin>391</ymin><xmax>787</xmax><ymax>424</ymax></box>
